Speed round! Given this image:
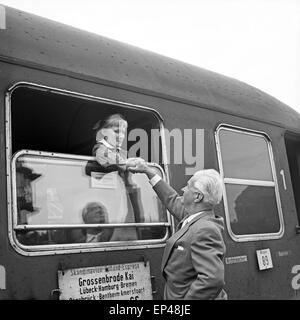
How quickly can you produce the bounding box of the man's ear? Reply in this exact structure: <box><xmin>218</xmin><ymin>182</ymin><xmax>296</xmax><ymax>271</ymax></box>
<box><xmin>194</xmin><ymin>192</ymin><xmax>203</xmax><ymax>203</ymax></box>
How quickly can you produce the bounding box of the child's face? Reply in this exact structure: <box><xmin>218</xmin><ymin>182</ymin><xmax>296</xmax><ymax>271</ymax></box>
<box><xmin>103</xmin><ymin>120</ymin><xmax>127</xmax><ymax>147</ymax></box>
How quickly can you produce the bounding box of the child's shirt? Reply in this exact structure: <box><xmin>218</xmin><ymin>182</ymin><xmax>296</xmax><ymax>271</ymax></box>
<box><xmin>92</xmin><ymin>139</ymin><xmax>127</xmax><ymax>171</ymax></box>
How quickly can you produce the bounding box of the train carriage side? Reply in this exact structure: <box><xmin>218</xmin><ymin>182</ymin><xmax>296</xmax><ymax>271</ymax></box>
<box><xmin>1</xmin><ymin>5</ymin><xmax>300</xmax><ymax>299</ymax></box>
<box><xmin>152</xmin><ymin>95</ymin><xmax>300</xmax><ymax>299</ymax></box>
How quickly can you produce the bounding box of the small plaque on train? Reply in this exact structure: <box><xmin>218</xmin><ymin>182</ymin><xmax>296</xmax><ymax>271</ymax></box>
<box><xmin>256</xmin><ymin>249</ymin><xmax>273</xmax><ymax>270</ymax></box>
<box><xmin>90</xmin><ymin>171</ymin><xmax>117</xmax><ymax>189</ymax></box>
<box><xmin>58</xmin><ymin>261</ymin><xmax>153</xmax><ymax>300</ymax></box>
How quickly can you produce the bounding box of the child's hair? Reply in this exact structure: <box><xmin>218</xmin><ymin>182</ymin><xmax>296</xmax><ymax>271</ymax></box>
<box><xmin>93</xmin><ymin>114</ymin><xmax>127</xmax><ymax>132</ymax></box>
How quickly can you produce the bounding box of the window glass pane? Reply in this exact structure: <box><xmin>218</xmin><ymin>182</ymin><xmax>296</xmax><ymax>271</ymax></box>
<box><xmin>219</xmin><ymin>129</ymin><xmax>273</xmax><ymax>181</ymax></box>
<box><xmin>225</xmin><ymin>184</ymin><xmax>280</xmax><ymax>235</ymax></box>
<box><xmin>15</xmin><ymin>155</ymin><xmax>167</xmax><ymax>244</ymax></box>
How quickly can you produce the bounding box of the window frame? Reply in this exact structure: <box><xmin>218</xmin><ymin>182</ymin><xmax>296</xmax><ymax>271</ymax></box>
<box><xmin>215</xmin><ymin>124</ymin><xmax>284</xmax><ymax>242</ymax></box>
<box><xmin>6</xmin><ymin>82</ymin><xmax>171</xmax><ymax>256</ymax></box>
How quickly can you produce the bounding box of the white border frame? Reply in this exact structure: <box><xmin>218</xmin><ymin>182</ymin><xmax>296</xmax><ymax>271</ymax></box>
<box><xmin>215</xmin><ymin>124</ymin><xmax>285</xmax><ymax>242</ymax></box>
<box><xmin>6</xmin><ymin>82</ymin><xmax>172</xmax><ymax>256</ymax></box>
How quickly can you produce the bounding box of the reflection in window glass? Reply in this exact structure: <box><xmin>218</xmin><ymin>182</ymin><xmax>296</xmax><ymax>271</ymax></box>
<box><xmin>16</xmin><ymin>226</ymin><xmax>167</xmax><ymax>246</ymax></box>
<box><xmin>15</xmin><ymin>155</ymin><xmax>167</xmax><ymax>246</ymax></box>
<box><xmin>225</xmin><ymin>184</ymin><xmax>280</xmax><ymax>235</ymax></box>
<box><xmin>219</xmin><ymin>129</ymin><xmax>273</xmax><ymax>181</ymax></box>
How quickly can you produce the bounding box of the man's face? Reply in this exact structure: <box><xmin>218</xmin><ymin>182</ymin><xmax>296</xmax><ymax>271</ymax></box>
<box><xmin>181</xmin><ymin>178</ymin><xmax>198</xmax><ymax>207</ymax></box>
<box><xmin>86</xmin><ymin>208</ymin><xmax>107</xmax><ymax>224</ymax></box>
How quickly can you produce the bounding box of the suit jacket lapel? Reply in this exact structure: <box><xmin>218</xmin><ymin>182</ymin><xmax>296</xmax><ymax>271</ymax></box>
<box><xmin>161</xmin><ymin>224</ymin><xmax>189</xmax><ymax>273</ymax></box>
<box><xmin>161</xmin><ymin>210</ymin><xmax>213</xmax><ymax>273</ymax></box>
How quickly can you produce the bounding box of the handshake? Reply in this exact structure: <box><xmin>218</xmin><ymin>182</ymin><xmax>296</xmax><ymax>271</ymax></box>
<box><xmin>125</xmin><ymin>157</ymin><xmax>149</xmax><ymax>173</ymax></box>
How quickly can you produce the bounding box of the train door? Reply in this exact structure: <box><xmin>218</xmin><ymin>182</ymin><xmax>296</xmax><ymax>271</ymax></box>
<box><xmin>3</xmin><ymin>82</ymin><xmax>171</xmax><ymax>300</ymax></box>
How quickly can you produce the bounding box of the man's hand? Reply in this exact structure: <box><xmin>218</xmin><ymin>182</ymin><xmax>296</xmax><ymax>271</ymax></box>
<box><xmin>127</xmin><ymin>158</ymin><xmax>148</xmax><ymax>173</ymax></box>
<box><xmin>128</xmin><ymin>160</ymin><xmax>157</xmax><ymax>179</ymax></box>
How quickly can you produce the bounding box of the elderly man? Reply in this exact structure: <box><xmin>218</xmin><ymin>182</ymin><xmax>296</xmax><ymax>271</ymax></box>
<box><xmin>130</xmin><ymin>163</ymin><xmax>227</xmax><ymax>300</ymax></box>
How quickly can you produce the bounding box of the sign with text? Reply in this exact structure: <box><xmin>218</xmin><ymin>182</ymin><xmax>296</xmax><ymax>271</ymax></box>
<box><xmin>225</xmin><ymin>255</ymin><xmax>248</xmax><ymax>265</ymax></box>
<box><xmin>90</xmin><ymin>171</ymin><xmax>117</xmax><ymax>189</ymax></box>
<box><xmin>58</xmin><ymin>262</ymin><xmax>153</xmax><ymax>300</ymax></box>
<box><xmin>256</xmin><ymin>249</ymin><xmax>273</xmax><ymax>270</ymax></box>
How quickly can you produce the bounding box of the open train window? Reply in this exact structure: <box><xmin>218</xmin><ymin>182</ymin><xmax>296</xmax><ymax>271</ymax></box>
<box><xmin>7</xmin><ymin>83</ymin><xmax>170</xmax><ymax>254</ymax></box>
<box><xmin>215</xmin><ymin>125</ymin><xmax>284</xmax><ymax>242</ymax></box>
<box><xmin>285</xmin><ymin>132</ymin><xmax>300</xmax><ymax>228</ymax></box>
<box><xmin>9</xmin><ymin>84</ymin><xmax>164</xmax><ymax>161</ymax></box>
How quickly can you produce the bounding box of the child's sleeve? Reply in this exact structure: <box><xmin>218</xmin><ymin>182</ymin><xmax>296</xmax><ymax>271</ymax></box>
<box><xmin>95</xmin><ymin>144</ymin><xmax>127</xmax><ymax>168</ymax></box>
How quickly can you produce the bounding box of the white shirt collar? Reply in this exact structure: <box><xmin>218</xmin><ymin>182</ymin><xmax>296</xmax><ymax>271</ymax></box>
<box><xmin>181</xmin><ymin>211</ymin><xmax>209</xmax><ymax>229</ymax></box>
<box><xmin>98</xmin><ymin>139</ymin><xmax>115</xmax><ymax>150</ymax></box>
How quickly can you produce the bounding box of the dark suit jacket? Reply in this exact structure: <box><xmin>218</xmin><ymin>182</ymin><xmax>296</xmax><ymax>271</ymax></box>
<box><xmin>153</xmin><ymin>179</ymin><xmax>227</xmax><ymax>300</ymax></box>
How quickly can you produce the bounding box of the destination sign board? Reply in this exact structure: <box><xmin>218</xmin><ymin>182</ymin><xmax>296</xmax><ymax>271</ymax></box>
<box><xmin>58</xmin><ymin>261</ymin><xmax>153</xmax><ymax>300</ymax></box>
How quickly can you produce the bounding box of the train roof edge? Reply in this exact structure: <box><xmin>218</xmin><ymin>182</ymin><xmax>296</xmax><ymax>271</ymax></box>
<box><xmin>1</xmin><ymin>5</ymin><xmax>300</xmax><ymax>132</ymax></box>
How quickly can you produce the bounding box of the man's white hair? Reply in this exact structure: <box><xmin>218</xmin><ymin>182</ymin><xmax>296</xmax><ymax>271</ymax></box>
<box><xmin>191</xmin><ymin>169</ymin><xmax>223</xmax><ymax>206</ymax></box>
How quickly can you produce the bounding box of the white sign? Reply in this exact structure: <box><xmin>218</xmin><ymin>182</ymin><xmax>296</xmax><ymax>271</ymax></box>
<box><xmin>225</xmin><ymin>255</ymin><xmax>248</xmax><ymax>265</ymax></box>
<box><xmin>256</xmin><ymin>249</ymin><xmax>273</xmax><ymax>270</ymax></box>
<box><xmin>58</xmin><ymin>262</ymin><xmax>153</xmax><ymax>300</ymax></box>
<box><xmin>90</xmin><ymin>172</ymin><xmax>117</xmax><ymax>189</ymax></box>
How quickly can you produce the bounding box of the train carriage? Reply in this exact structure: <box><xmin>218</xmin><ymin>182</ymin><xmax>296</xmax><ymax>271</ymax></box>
<box><xmin>1</xmin><ymin>5</ymin><xmax>300</xmax><ymax>299</ymax></box>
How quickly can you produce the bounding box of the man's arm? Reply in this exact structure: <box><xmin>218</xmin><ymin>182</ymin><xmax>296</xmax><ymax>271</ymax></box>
<box><xmin>184</xmin><ymin>227</ymin><xmax>225</xmax><ymax>300</ymax></box>
<box><xmin>130</xmin><ymin>164</ymin><xmax>186</xmax><ymax>221</ymax></box>
<box><xmin>152</xmin><ymin>179</ymin><xmax>186</xmax><ymax>222</ymax></box>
